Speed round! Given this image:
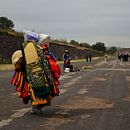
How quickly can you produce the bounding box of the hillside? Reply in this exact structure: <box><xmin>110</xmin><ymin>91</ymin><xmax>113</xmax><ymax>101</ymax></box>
<box><xmin>0</xmin><ymin>30</ymin><xmax>103</xmax><ymax>63</ymax></box>
<box><xmin>49</xmin><ymin>41</ymin><xmax>103</xmax><ymax>60</ymax></box>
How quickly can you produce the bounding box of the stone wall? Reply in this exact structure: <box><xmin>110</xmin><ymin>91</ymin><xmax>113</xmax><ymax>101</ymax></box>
<box><xmin>49</xmin><ymin>42</ymin><xmax>102</xmax><ymax>60</ymax></box>
<box><xmin>0</xmin><ymin>34</ymin><xmax>23</xmax><ymax>63</ymax></box>
<box><xmin>0</xmin><ymin>34</ymin><xmax>103</xmax><ymax>63</ymax></box>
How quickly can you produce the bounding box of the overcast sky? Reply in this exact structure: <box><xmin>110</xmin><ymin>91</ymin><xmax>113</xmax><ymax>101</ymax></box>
<box><xmin>1</xmin><ymin>0</ymin><xmax>130</xmax><ymax>47</ymax></box>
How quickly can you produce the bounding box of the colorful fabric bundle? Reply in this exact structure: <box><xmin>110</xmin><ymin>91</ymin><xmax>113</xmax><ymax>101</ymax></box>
<box><xmin>46</xmin><ymin>54</ymin><xmax>61</xmax><ymax>96</ymax></box>
<box><xmin>10</xmin><ymin>71</ymin><xmax>30</xmax><ymax>99</ymax></box>
<box><xmin>23</xmin><ymin>41</ymin><xmax>56</xmax><ymax>106</ymax></box>
<box><xmin>11</xmin><ymin>31</ymin><xmax>61</xmax><ymax>109</ymax></box>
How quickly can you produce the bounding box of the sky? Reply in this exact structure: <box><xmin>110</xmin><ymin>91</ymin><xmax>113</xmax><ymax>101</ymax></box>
<box><xmin>0</xmin><ymin>0</ymin><xmax>130</xmax><ymax>48</ymax></box>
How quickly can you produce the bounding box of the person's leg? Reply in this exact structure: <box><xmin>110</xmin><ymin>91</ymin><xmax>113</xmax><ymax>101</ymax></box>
<box><xmin>30</xmin><ymin>105</ymin><xmax>38</xmax><ymax>114</ymax></box>
<box><xmin>63</xmin><ymin>61</ymin><xmax>66</xmax><ymax>70</ymax></box>
<box><xmin>30</xmin><ymin>105</ymin><xmax>43</xmax><ymax>114</ymax></box>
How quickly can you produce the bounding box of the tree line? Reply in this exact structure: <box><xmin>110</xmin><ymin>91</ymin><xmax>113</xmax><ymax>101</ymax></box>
<box><xmin>0</xmin><ymin>16</ymin><xmax>118</xmax><ymax>56</ymax></box>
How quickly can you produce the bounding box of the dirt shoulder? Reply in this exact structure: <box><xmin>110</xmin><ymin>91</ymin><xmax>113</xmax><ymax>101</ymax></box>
<box><xmin>0</xmin><ymin>64</ymin><xmax>14</xmax><ymax>71</ymax></box>
<box><xmin>0</xmin><ymin>57</ymin><xmax>101</xmax><ymax>71</ymax></box>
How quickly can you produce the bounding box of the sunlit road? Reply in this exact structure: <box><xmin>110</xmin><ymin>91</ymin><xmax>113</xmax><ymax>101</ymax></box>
<box><xmin>0</xmin><ymin>59</ymin><xmax>130</xmax><ymax>130</ymax></box>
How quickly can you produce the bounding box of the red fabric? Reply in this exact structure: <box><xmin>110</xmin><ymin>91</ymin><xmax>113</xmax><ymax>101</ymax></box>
<box><xmin>47</xmin><ymin>55</ymin><xmax>61</xmax><ymax>95</ymax></box>
<box><xmin>47</xmin><ymin>55</ymin><xmax>61</xmax><ymax>77</ymax></box>
<box><xmin>41</xmin><ymin>43</ymin><xmax>48</xmax><ymax>50</ymax></box>
<box><xmin>10</xmin><ymin>71</ymin><xmax>30</xmax><ymax>102</ymax></box>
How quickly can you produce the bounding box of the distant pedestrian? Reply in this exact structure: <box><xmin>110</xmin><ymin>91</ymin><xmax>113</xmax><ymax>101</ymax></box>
<box><xmin>122</xmin><ymin>53</ymin><xmax>129</xmax><ymax>61</ymax></box>
<box><xmin>85</xmin><ymin>54</ymin><xmax>89</xmax><ymax>62</ymax></box>
<box><xmin>62</xmin><ymin>50</ymin><xmax>71</xmax><ymax>71</ymax></box>
<box><xmin>104</xmin><ymin>54</ymin><xmax>108</xmax><ymax>61</ymax></box>
<box><xmin>118</xmin><ymin>54</ymin><xmax>121</xmax><ymax>60</ymax></box>
<box><xmin>89</xmin><ymin>54</ymin><xmax>92</xmax><ymax>62</ymax></box>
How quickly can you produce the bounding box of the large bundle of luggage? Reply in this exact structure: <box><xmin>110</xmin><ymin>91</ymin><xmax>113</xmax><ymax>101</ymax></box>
<box><xmin>11</xmin><ymin>31</ymin><xmax>60</xmax><ymax>113</ymax></box>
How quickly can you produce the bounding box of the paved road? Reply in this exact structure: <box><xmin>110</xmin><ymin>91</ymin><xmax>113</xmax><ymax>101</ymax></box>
<box><xmin>0</xmin><ymin>58</ymin><xmax>130</xmax><ymax>130</ymax></box>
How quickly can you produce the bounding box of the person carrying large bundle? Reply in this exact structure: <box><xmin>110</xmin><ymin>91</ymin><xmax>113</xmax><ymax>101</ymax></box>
<box><xmin>11</xmin><ymin>31</ymin><xmax>61</xmax><ymax>114</ymax></box>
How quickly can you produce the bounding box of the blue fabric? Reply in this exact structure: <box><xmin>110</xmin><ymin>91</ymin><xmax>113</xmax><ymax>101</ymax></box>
<box><xmin>63</xmin><ymin>53</ymin><xmax>71</xmax><ymax>61</ymax></box>
<box><xmin>26</xmin><ymin>31</ymin><xmax>39</xmax><ymax>42</ymax></box>
<box><xmin>48</xmin><ymin>52</ymin><xmax>56</xmax><ymax>61</ymax></box>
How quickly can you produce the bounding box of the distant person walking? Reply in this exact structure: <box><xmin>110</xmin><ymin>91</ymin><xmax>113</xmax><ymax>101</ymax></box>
<box><xmin>62</xmin><ymin>50</ymin><xmax>71</xmax><ymax>71</ymax></box>
<box><xmin>85</xmin><ymin>54</ymin><xmax>89</xmax><ymax>62</ymax></box>
<box><xmin>118</xmin><ymin>54</ymin><xmax>122</xmax><ymax>61</ymax></box>
<box><xmin>89</xmin><ymin>54</ymin><xmax>92</xmax><ymax>62</ymax></box>
<box><xmin>104</xmin><ymin>54</ymin><xmax>108</xmax><ymax>61</ymax></box>
<box><xmin>85</xmin><ymin>54</ymin><xmax>92</xmax><ymax>63</ymax></box>
<box><xmin>122</xmin><ymin>53</ymin><xmax>129</xmax><ymax>61</ymax></box>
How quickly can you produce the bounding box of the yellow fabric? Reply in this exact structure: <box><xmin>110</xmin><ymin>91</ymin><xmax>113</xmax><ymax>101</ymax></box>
<box><xmin>32</xmin><ymin>98</ymin><xmax>47</xmax><ymax>105</ymax></box>
<box><xmin>30</xmin><ymin>86</ymin><xmax>48</xmax><ymax>105</ymax></box>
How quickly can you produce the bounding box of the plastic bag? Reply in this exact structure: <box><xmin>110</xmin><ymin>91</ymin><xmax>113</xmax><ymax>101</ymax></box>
<box><xmin>39</xmin><ymin>33</ymin><xmax>50</xmax><ymax>45</ymax></box>
<box><xmin>23</xmin><ymin>30</ymin><xmax>39</xmax><ymax>42</ymax></box>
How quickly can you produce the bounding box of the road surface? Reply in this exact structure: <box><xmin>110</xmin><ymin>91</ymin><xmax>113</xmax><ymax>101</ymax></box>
<box><xmin>0</xmin><ymin>58</ymin><xmax>130</xmax><ymax>130</ymax></box>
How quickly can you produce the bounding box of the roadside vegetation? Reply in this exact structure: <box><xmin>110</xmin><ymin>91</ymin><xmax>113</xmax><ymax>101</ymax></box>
<box><xmin>0</xmin><ymin>16</ymin><xmax>118</xmax><ymax>64</ymax></box>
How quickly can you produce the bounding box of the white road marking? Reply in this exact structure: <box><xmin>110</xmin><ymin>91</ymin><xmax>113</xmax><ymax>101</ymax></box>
<box><xmin>71</xmin><ymin>76</ymin><xmax>82</xmax><ymax>82</ymax></box>
<box><xmin>59</xmin><ymin>72</ymin><xmax>77</xmax><ymax>80</ymax></box>
<box><xmin>59</xmin><ymin>75</ymin><xmax>72</xmax><ymax>81</ymax></box>
<box><xmin>62</xmin><ymin>75</ymin><xmax>85</xmax><ymax>88</ymax></box>
<box><xmin>78</xmin><ymin>89</ymin><xmax>88</xmax><ymax>94</ymax></box>
<box><xmin>10</xmin><ymin>92</ymin><xmax>17</xmax><ymax>96</ymax></box>
<box><xmin>64</xmin><ymin>82</ymin><xmax>76</xmax><ymax>87</ymax></box>
<box><xmin>60</xmin><ymin>89</ymin><xmax>67</xmax><ymax>94</ymax></box>
<box><xmin>0</xmin><ymin>108</ymin><xmax>30</xmax><ymax>128</ymax></box>
<box><xmin>60</xmin><ymin>73</ymin><xmax>88</xmax><ymax>95</ymax></box>
<box><xmin>81</xmin><ymin>114</ymin><xmax>91</xmax><ymax>119</ymax></box>
<box><xmin>0</xmin><ymin>119</ymin><xmax>12</xmax><ymax>128</ymax></box>
<box><xmin>55</xmin><ymin>110</ymin><xmax>71</xmax><ymax>115</ymax></box>
<box><xmin>95</xmin><ymin>68</ymin><xmax>130</xmax><ymax>71</ymax></box>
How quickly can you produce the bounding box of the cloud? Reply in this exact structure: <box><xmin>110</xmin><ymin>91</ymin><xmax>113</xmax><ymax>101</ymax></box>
<box><xmin>0</xmin><ymin>0</ymin><xmax>130</xmax><ymax>47</ymax></box>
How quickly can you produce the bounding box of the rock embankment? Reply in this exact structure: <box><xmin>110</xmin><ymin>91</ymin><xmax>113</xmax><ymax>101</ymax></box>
<box><xmin>0</xmin><ymin>33</ymin><xmax>103</xmax><ymax>63</ymax></box>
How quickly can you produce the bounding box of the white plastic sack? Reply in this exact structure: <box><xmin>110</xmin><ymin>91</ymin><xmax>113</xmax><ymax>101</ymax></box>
<box><xmin>39</xmin><ymin>33</ymin><xmax>50</xmax><ymax>45</ymax></box>
<box><xmin>22</xmin><ymin>30</ymin><xmax>51</xmax><ymax>46</ymax></box>
<box><xmin>23</xmin><ymin>30</ymin><xmax>39</xmax><ymax>42</ymax></box>
<box><xmin>64</xmin><ymin>68</ymin><xmax>70</xmax><ymax>73</ymax></box>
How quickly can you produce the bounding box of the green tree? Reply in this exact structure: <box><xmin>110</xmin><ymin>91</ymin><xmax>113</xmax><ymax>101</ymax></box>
<box><xmin>69</xmin><ymin>40</ymin><xmax>79</xmax><ymax>46</ymax></box>
<box><xmin>80</xmin><ymin>42</ymin><xmax>91</xmax><ymax>48</ymax></box>
<box><xmin>0</xmin><ymin>16</ymin><xmax>14</xmax><ymax>29</ymax></box>
<box><xmin>107</xmin><ymin>46</ymin><xmax>118</xmax><ymax>54</ymax></box>
<box><xmin>92</xmin><ymin>42</ymin><xmax>106</xmax><ymax>52</ymax></box>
